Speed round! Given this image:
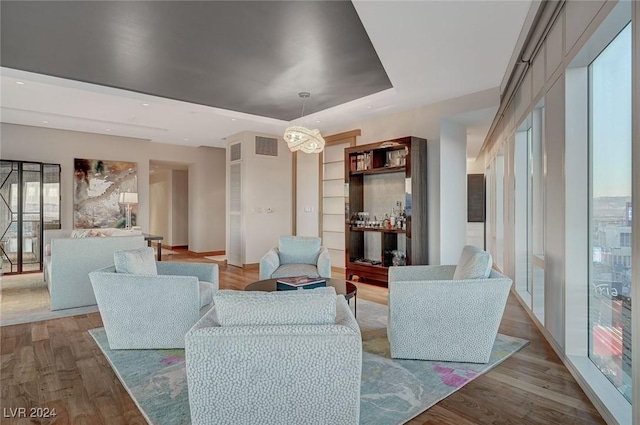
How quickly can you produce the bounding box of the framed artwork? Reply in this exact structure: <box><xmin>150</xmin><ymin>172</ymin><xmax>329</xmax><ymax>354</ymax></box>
<box><xmin>73</xmin><ymin>158</ymin><xmax>137</xmax><ymax>228</ymax></box>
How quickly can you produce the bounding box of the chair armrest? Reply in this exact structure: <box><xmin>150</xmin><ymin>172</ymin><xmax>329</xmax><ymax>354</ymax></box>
<box><xmin>90</xmin><ymin>271</ymin><xmax>201</xmax><ymax>313</ymax></box>
<box><xmin>388</xmin><ymin>264</ymin><xmax>456</xmax><ymax>282</ymax></box>
<box><xmin>389</xmin><ymin>276</ymin><xmax>512</xmax><ymax>330</ymax></box>
<box><xmin>317</xmin><ymin>246</ymin><xmax>332</xmax><ymax>278</ymax></box>
<box><xmin>156</xmin><ymin>262</ymin><xmax>219</xmax><ymax>287</ymax></box>
<box><xmin>259</xmin><ymin>247</ymin><xmax>280</xmax><ymax>280</ymax></box>
<box><xmin>89</xmin><ymin>270</ymin><xmax>201</xmax><ymax>348</ymax></box>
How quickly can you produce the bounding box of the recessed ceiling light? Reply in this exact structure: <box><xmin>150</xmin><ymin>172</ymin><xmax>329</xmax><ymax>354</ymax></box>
<box><xmin>231</xmin><ymin>118</ymin><xmax>237</xmax><ymax>121</ymax></box>
<box><xmin>184</xmin><ymin>138</ymin><xmax>189</xmax><ymax>141</ymax></box>
<box><xmin>42</xmin><ymin>120</ymin><xmax>49</xmax><ymax>124</ymax></box>
<box><xmin>366</xmin><ymin>105</ymin><xmax>373</xmax><ymax>109</ymax></box>
<box><xmin>142</xmin><ymin>103</ymin><xmax>149</xmax><ymax>107</ymax></box>
<box><xmin>16</xmin><ymin>81</ymin><xmax>25</xmax><ymax>85</ymax></box>
<box><xmin>316</xmin><ymin>120</ymin><xmax>321</xmax><ymax>123</ymax></box>
<box><xmin>106</xmin><ymin>129</ymin><xmax>111</xmax><ymax>132</ymax></box>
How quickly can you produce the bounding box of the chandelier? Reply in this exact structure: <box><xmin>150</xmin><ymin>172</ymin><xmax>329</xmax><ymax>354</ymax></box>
<box><xmin>284</xmin><ymin>92</ymin><xmax>325</xmax><ymax>154</ymax></box>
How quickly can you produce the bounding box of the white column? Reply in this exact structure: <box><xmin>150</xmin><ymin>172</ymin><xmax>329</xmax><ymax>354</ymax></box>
<box><xmin>439</xmin><ymin>120</ymin><xmax>468</xmax><ymax>264</ymax></box>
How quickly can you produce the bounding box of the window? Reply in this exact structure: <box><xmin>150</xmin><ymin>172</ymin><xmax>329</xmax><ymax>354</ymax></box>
<box><xmin>588</xmin><ymin>23</ymin><xmax>632</xmax><ymax>403</ymax></box>
<box><xmin>620</xmin><ymin>232</ymin><xmax>631</xmax><ymax>247</ymax></box>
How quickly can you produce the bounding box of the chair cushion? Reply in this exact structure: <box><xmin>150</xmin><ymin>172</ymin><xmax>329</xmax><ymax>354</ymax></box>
<box><xmin>278</xmin><ymin>236</ymin><xmax>321</xmax><ymax>265</ymax></box>
<box><xmin>213</xmin><ymin>287</ymin><xmax>337</xmax><ymax>326</ymax></box>
<box><xmin>271</xmin><ymin>264</ymin><xmax>320</xmax><ymax>279</ymax></box>
<box><xmin>453</xmin><ymin>245</ymin><xmax>493</xmax><ymax>280</ymax></box>
<box><xmin>114</xmin><ymin>247</ymin><xmax>158</xmax><ymax>275</ymax></box>
<box><xmin>199</xmin><ymin>281</ymin><xmax>215</xmax><ymax>308</ymax></box>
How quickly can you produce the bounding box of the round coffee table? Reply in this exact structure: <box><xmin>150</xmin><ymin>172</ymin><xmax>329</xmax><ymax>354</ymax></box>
<box><xmin>245</xmin><ymin>278</ymin><xmax>358</xmax><ymax>317</ymax></box>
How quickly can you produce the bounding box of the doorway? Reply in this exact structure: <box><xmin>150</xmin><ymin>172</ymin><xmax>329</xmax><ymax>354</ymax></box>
<box><xmin>149</xmin><ymin>161</ymin><xmax>189</xmax><ymax>253</ymax></box>
<box><xmin>0</xmin><ymin>160</ymin><xmax>61</xmax><ymax>274</ymax></box>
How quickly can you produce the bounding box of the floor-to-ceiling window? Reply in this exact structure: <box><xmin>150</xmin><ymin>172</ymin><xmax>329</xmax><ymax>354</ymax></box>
<box><xmin>495</xmin><ymin>150</ymin><xmax>505</xmax><ymax>271</ymax></box>
<box><xmin>588</xmin><ymin>22</ymin><xmax>632</xmax><ymax>403</ymax></box>
<box><xmin>514</xmin><ymin>127</ymin><xmax>530</xmax><ymax>303</ymax></box>
<box><xmin>530</xmin><ymin>105</ymin><xmax>545</xmax><ymax>322</ymax></box>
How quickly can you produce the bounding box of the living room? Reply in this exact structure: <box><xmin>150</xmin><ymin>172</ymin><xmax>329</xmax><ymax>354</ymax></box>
<box><xmin>1</xmin><ymin>1</ymin><xmax>638</xmax><ymax>424</ymax></box>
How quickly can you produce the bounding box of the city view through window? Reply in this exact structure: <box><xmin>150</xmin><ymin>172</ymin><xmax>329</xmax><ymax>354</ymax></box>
<box><xmin>588</xmin><ymin>23</ymin><xmax>632</xmax><ymax>403</ymax></box>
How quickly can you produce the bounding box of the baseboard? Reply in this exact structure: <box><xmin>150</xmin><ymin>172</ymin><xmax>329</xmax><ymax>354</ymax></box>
<box><xmin>331</xmin><ymin>266</ymin><xmax>346</xmax><ymax>274</ymax></box>
<box><xmin>509</xmin><ymin>288</ymin><xmax>620</xmax><ymax>425</ymax></box>
<box><xmin>169</xmin><ymin>245</ymin><xmax>188</xmax><ymax>250</ymax></box>
<box><xmin>187</xmin><ymin>250</ymin><xmax>225</xmax><ymax>256</ymax></box>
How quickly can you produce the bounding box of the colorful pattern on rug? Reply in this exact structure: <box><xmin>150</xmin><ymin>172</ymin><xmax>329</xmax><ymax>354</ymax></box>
<box><xmin>89</xmin><ymin>299</ymin><xmax>528</xmax><ymax>425</ymax></box>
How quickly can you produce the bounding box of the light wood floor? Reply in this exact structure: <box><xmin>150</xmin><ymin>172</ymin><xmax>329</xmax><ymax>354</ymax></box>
<box><xmin>0</xmin><ymin>251</ymin><xmax>605</xmax><ymax>424</ymax></box>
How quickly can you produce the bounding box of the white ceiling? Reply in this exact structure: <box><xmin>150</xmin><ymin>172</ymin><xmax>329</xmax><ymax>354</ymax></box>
<box><xmin>0</xmin><ymin>1</ymin><xmax>532</xmax><ymax>154</ymax></box>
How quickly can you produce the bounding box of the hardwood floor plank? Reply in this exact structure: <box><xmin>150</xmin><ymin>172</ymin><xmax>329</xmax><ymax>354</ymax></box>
<box><xmin>0</xmin><ymin>252</ymin><xmax>606</xmax><ymax>424</ymax></box>
<box><xmin>31</xmin><ymin>323</ymin><xmax>49</xmax><ymax>342</ymax></box>
<box><xmin>484</xmin><ymin>371</ymin><xmax>599</xmax><ymax>411</ymax></box>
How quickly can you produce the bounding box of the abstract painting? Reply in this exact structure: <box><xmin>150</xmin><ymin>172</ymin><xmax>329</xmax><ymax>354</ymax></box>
<box><xmin>74</xmin><ymin>158</ymin><xmax>137</xmax><ymax>228</ymax></box>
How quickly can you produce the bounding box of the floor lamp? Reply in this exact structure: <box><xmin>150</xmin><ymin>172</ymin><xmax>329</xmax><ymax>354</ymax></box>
<box><xmin>119</xmin><ymin>192</ymin><xmax>138</xmax><ymax>230</ymax></box>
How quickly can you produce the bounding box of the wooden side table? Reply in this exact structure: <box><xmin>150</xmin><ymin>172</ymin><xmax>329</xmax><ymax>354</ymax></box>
<box><xmin>142</xmin><ymin>233</ymin><xmax>164</xmax><ymax>261</ymax></box>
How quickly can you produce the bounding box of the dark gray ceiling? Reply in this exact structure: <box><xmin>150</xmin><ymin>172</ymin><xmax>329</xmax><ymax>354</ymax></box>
<box><xmin>1</xmin><ymin>1</ymin><xmax>392</xmax><ymax>121</ymax></box>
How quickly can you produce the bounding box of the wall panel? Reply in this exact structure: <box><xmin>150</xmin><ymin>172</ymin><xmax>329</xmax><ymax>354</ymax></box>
<box><xmin>544</xmin><ymin>75</ymin><xmax>565</xmax><ymax>349</ymax></box>
<box><xmin>546</xmin><ymin>13</ymin><xmax>564</xmax><ymax>81</ymax></box>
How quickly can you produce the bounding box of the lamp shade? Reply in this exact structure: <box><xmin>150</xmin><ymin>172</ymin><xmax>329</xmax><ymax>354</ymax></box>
<box><xmin>119</xmin><ymin>192</ymin><xmax>138</xmax><ymax>204</ymax></box>
<box><xmin>284</xmin><ymin>126</ymin><xmax>325</xmax><ymax>154</ymax></box>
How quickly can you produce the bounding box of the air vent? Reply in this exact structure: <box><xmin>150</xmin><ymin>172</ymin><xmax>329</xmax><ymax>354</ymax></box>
<box><xmin>229</xmin><ymin>163</ymin><xmax>241</xmax><ymax>212</ymax></box>
<box><xmin>230</xmin><ymin>143</ymin><xmax>241</xmax><ymax>161</ymax></box>
<box><xmin>255</xmin><ymin>136</ymin><xmax>278</xmax><ymax>156</ymax></box>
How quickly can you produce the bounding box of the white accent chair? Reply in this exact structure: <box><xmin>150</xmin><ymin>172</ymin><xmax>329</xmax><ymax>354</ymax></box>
<box><xmin>259</xmin><ymin>236</ymin><xmax>331</xmax><ymax>280</ymax></box>
<box><xmin>89</xmin><ymin>262</ymin><xmax>218</xmax><ymax>349</ymax></box>
<box><xmin>185</xmin><ymin>288</ymin><xmax>362</xmax><ymax>425</ymax></box>
<box><xmin>387</xmin><ymin>245</ymin><xmax>512</xmax><ymax>363</ymax></box>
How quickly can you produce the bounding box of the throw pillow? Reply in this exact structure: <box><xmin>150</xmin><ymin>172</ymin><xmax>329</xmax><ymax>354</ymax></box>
<box><xmin>70</xmin><ymin>229</ymin><xmax>92</xmax><ymax>238</ymax></box>
<box><xmin>44</xmin><ymin>244</ymin><xmax>51</xmax><ymax>257</ymax></box>
<box><xmin>213</xmin><ymin>287</ymin><xmax>337</xmax><ymax>326</ymax></box>
<box><xmin>453</xmin><ymin>245</ymin><xmax>493</xmax><ymax>280</ymax></box>
<box><xmin>278</xmin><ymin>236</ymin><xmax>321</xmax><ymax>265</ymax></box>
<box><xmin>114</xmin><ymin>247</ymin><xmax>158</xmax><ymax>275</ymax></box>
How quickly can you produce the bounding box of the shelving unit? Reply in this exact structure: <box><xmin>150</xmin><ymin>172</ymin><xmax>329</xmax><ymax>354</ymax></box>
<box><xmin>344</xmin><ymin>137</ymin><xmax>428</xmax><ymax>285</ymax></box>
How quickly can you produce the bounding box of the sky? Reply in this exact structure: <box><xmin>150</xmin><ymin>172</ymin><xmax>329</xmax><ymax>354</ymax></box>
<box><xmin>591</xmin><ymin>23</ymin><xmax>632</xmax><ymax>199</ymax></box>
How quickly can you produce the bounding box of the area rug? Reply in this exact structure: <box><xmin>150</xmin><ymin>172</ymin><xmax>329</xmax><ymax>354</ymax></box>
<box><xmin>1</xmin><ymin>273</ymin><xmax>100</xmax><ymax>326</ymax></box>
<box><xmin>89</xmin><ymin>299</ymin><xmax>528</xmax><ymax>425</ymax></box>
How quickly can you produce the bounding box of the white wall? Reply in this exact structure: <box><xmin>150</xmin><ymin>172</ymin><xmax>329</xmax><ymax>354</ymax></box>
<box><xmin>439</xmin><ymin>120</ymin><xmax>468</xmax><ymax>264</ymax></box>
<box><xmin>428</xmin><ymin>139</ymin><xmax>441</xmax><ymax>265</ymax></box>
<box><xmin>467</xmin><ymin>157</ymin><xmax>485</xmax><ymax>174</ymax></box>
<box><xmin>323</xmin><ymin>88</ymin><xmax>498</xmax><ymax>144</ymax></box>
<box><xmin>0</xmin><ymin>123</ymin><xmax>225</xmax><ymax>252</ymax></box>
<box><xmin>149</xmin><ymin>169</ymin><xmax>171</xmax><ymax>243</ymax></box>
<box><xmin>296</xmin><ymin>152</ymin><xmax>320</xmax><ymax>237</ymax></box>
<box><xmin>171</xmin><ymin>170</ymin><xmax>188</xmax><ymax>246</ymax></box>
<box><xmin>226</xmin><ymin>131</ymin><xmax>292</xmax><ymax>265</ymax></box>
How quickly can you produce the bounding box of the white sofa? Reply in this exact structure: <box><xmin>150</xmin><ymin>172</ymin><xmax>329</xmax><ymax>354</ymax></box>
<box><xmin>43</xmin><ymin>229</ymin><xmax>145</xmax><ymax>310</ymax></box>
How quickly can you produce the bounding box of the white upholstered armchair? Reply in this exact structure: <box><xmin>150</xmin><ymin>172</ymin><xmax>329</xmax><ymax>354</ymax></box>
<box><xmin>89</xmin><ymin>261</ymin><xmax>218</xmax><ymax>349</ymax></box>
<box><xmin>259</xmin><ymin>235</ymin><xmax>331</xmax><ymax>280</ymax></box>
<box><xmin>387</xmin><ymin>246</ymin><xmax>512</xmax><ymax>363</ymax></box>
<box><xmin>185</xmin><ymin>287</ymin><xmax>362</xmax><ymax>425</ymax></box>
